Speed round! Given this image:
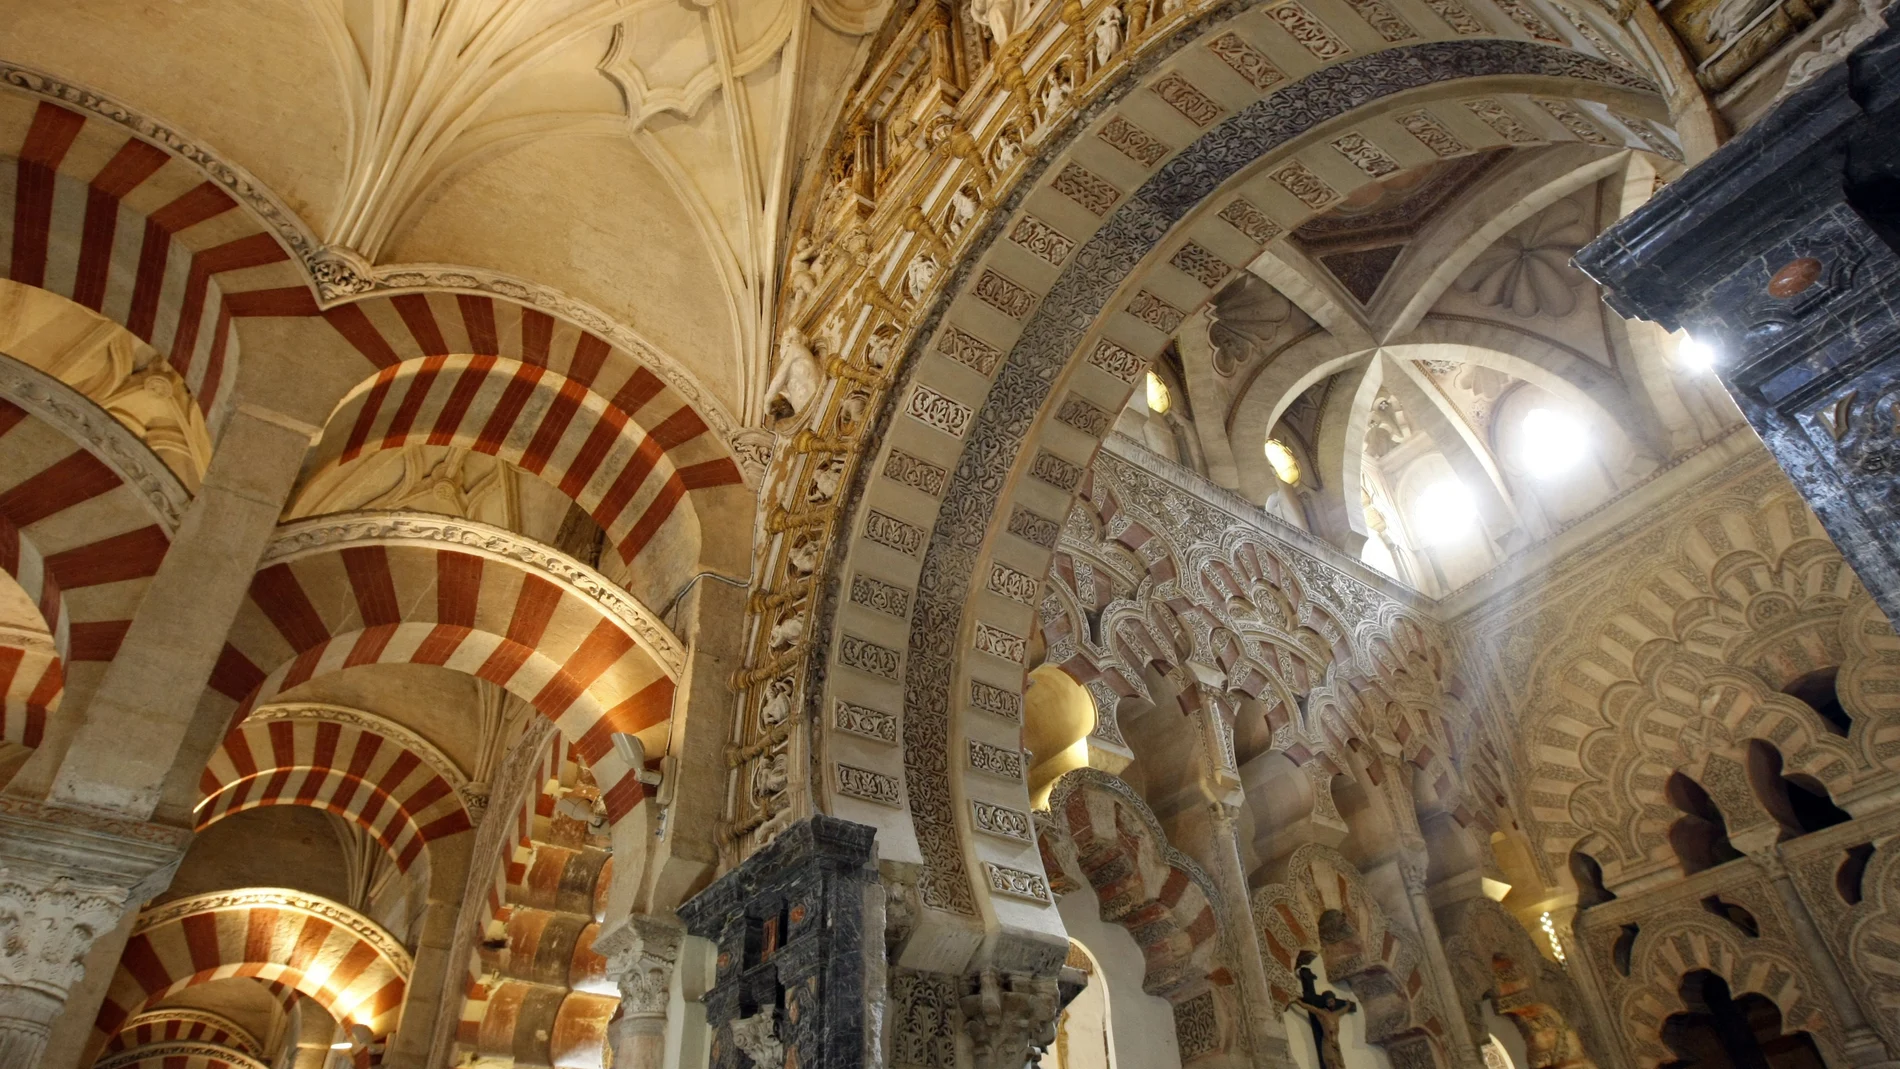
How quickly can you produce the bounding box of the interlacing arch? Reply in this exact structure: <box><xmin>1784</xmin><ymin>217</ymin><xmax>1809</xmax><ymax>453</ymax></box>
<box><xmin>1614</xmin><ymin>908</ymin><xmax>1839</xmax><ymax>1069</ymax></box>
<box><xmin>1517</xmin><ymin>487</ymin><xmax>1900</xmax><ymax>879</ymax></box>
<box><xmin>1253</xmin><ymin>843</ymin><xmax>1449</xmax><ymax>1063</ymax></box>
<box><xmin>198</xmin><ymin>702</ymin><xmax>473</xmax><ymax>871</ymax></box>
<box><xmin>204</xmin><ymin>515</ymin><xmax>681</xmax><ymax>824</ymax></box>
<box><xmin>1040</xmin><ymin>768</ymin><xmax>1243</xmax><ymax>1064</ymax></box>
<box><xmin>91</xmin><ymin>889</ymin><xmax>412</xmax><ymax>1065</ymax></box>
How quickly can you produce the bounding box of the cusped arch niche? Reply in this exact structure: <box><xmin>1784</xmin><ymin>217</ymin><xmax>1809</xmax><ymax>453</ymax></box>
<box><xmin>1039</xmin><ymin>768</ymin><xmax>1239</xmax><ymax>1065</ymax></box>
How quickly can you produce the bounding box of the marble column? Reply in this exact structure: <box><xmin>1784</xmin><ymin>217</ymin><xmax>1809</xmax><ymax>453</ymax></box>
<box><xmin>1189</xmin><ymin>688</ymin><xmax>1293</xmax><ymax>1069</ymax></box>
<box><xmin>678</xmin><ymin>816</ymin><xmax>881</xmax><ymax>1069</ymax></box>
<box><xmin>0</xmin><ymin>799</ymin><xmax>187</xmax><ymax>1064</ymax></box>
<box><xmin>596</xmin><ymin>915</ymin><xmax>684</xmax><ymax>1069</ymax></box>
<box><xmin>1576</xmin><ymin>21</ymin><xmax>1900</xmax><ymax>625</ymax></box>
<box><xmin>1397</xmin><ymin>851</ymin><xmax>1485</xmax><ymax>1069</ymax></box>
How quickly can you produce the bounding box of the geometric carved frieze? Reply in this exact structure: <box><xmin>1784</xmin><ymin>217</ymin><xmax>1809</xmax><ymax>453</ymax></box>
<box><xmin>1421</xmin><ymin>0</ymin><xmax>1488</xmax><ymax>33</ymax></box>
<box><xmin>885</xmin><ymin>450</ymin><xmax>950</xmax><ymax>497</ymax></box>
<box><xmin>974</xmin><ymin>269</ymin><xmax>1039</xmax><ymax>318</ymax></box>
<box><xmin>974</xmin><ymin>622</ymin><xmax>1027</xmax><ymax>664</ymax></box>
<box><xmin>850</xmin><ymin>574</ymin><xmax>913</xmax><ymax>617</ymax></box>
<box><xmin>1266</xmin><ymin>2</ymin><xmax>1353</xmax><ymax>59</ymax></box>
<box><xmin>972</xmin><ymin>799</ymin><xmax>1034</xmax><ymax>842</ymax></box>
<box><xmin>988</xmin><ymin>562</ymin><xmax>1042</xmax><ymax>605</ymax></box>
<box><xmin>1010</xmin><ymin>216</ymin><xmax>1078</xmax><ymax>267</ymax></box>
<box><xmin>1151</xmin><ymin>72</ymin><xmax>1223</xmax><ymax>126</ymax></box>
<box><xmin>1219</xmin><ymin>197</ymin><xmax>1284</xmax><ymax>244</ymax></box>
<box><xmin>1086</xmin><ymin>339</ymin><xmax>1147</xmax><ymax>384</ymax></box>
<box><xmin>1055</xmin><ymin>395</ymin><xmax>1113</xmax><ymax>436</ymax></box>
<box><xmin>1099</xmin><ymin>115</ymin><xmax>1171</xmax><ymax>166</ymax></box>
<box><xmin>1007</xmin><ymin>506</ymin><xmax>1062</xmax><ymax>549</ymax></box>
<box><xmin>835</xmin><ymin>699</ymin><xmax>899</xmax><ymax>744</ymax></box>
<box><xmin>1464</xmin><ymin>97</ymin><xmax>1540</xmax><ymax>143</ymax></box>
<box><xmin>937</xmin><ymin>326</ymin><xmax>1005</xmax><ymax>377</ymax></box>
<box><xmin>1534</xmin><ymin>97</ymin><xmax>1611</xmax><ymax>143</ymax></box>
<box><xmin>969</xmin><ymin>739</ymin><xmax>1026</xmax><ymax>780</ymax></box>
<box><xmin>866</xmin><ymin>509</ymin><xmax>926</xmax><ymax>556</ymax></box>
<box><xmin>1127</xmin><ymin>289</ymin><xmax>1187</xmax><ymax>332</ymax></box>
<box><xmin>1269</xmin><ymin>160</ymin><xmax>1338</xmax><ymax>209</ymax></box>
<box><xmin>1344</xmin><ymin>0</ymin><xmax>1420</xmax><ymax>41</ymax></box>
<box><xmin>984</xmin><ymin>862</ymin><xmax>1052</xmax><ymax>902</ymax></box>
<box><xmin>1331</xmin><ymin>132</ymin><xmax>1402</xmax><ymax>177</ymax></box>
<box><xmin>839</xmin><ymin>633</ymin><xmax>902</xmax><ymax>679</ymax></box>
<box><xmin>971</xmin><ymin>680</ymin><xmax>1024</xmax><ymax>722</ymax></box>
<box><xmin>1208</xmin><ymin>32</ymin><xmax>1286</xmax><ymax>89</ymax></box>
<box><xmin>1493</xmin><ymin>0</ymin><xmax>1564</xmax><ymax>39</ymax></box>
<box><xmin>1396</xmin><ymin>109</ymin><xmax>1469</xmax><ymax>156</ymax></box>
<box><xmin>1169</xmin><ymin>242</ymin><xmax>1233</xmax><ymax>289</ymax></box>
<box><xmin>905</xmin><ymin>383</ymin><xmax>974</xmax><ymax>437</ymax></box>
<box><xmin>1052</xmin><ymin>162</ymin><xmax>1122</xmax><ymax>215</ymax></box>
<box><xmin>1029</xmin><ymin>450</ymin><xmax>1085</xmax><ymax>491</ymax></box>
<box><xmin>836</xmin><ymin>763</ymin><xmax>903</xmax><ymax>806</ymax></box>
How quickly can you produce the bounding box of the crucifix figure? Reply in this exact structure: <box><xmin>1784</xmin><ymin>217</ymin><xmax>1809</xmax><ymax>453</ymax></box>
<box><xmin>1296</xmin><ymin>964</ymin><xmax>1359</xmax><ymax>1069</ymax></box>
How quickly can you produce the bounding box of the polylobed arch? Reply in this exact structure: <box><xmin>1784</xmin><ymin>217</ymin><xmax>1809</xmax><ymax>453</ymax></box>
<box><xmin>1614</xmin><ymin>911</ymin><xmax>1841</xmax><ymax>1069</ymax></box>
<box><xmin>91</xmin><ymin>889</ymin><xmax>412</xmax><ymax>1065</ymax></box>
<box><xmin>198</xmin><ymin>702</ymin><xmax>473</xmax><ymax>872</ymax></box>
<box><xmin>199</xmin><ymin>512</ymin><xmax>682</xmax><ymax>826</ymax></box>
<box><xmin>1439</xmin><ymin>897</ymin><xmax>1604</xmax><ymax>1069</ymax></box>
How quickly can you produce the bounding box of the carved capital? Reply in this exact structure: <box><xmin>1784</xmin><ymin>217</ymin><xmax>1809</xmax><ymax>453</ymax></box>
<box><xmin>960</xmin><ymin>970</ymin><xmax>1062</xmax><ymax>1069</ymax></box>
<box><xmin>596</xmin><ymin>915</ymin><xmax>684</xmax><ymax>1018</ymax></box>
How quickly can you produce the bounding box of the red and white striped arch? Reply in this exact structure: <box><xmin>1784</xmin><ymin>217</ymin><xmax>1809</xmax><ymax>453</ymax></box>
<box><xmin>94</xmin><ymin>889</ymin><xmax>411</xmax><ymax>1060</ymax></box>
<box><xmin>0</xmin><ymin>96</ymin><xmax>311</xmax><ymax>435</ymax></box>
<box><xmin>102</xmin><ymin>1008</ymin><xmax>263</xmax><ymax>1060</ymax></box>
<box><xmin>205</xmin><ymin>517</ymin><xmax>681</xmax><ymax>823</ymax></box>
<box><xmin>0</xmin><ymin>359</ymin><xmax>191</xmax><ymax>744</ymax></box>
<box><xmin>307</xmin><ymin>351</ymin><xmax>740</xmax><ymax>565</ymax></box>
<box><xmin>93</xmin><ymin>1044</ymin><xmax>271</xmax><ymax>1069</ymax></box>
<box><xmin>199</xmin><ymin>706</ymin><xmax>473</xmax><ymax>871</ymax></box>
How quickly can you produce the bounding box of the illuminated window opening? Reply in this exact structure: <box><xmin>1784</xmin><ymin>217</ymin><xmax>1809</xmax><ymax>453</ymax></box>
<box><xmin>1413</xmin><ymin>479</ymin><xmax>1475</xmax><ymax>544</ymax></box>
<box><xmin>1265</xmin><ymin>438</ymin><xmax>1301</xmax><ymax>485</ymax></box>
<box><xmin>1518</xmin><ymin>407</ymin><xmax>1590</xmax><ymax>478</ymax></box>
<box><xmin>1145</xmin><ymin>371</ymin><xmax>1171</xmax><ymax>414</ymax></box>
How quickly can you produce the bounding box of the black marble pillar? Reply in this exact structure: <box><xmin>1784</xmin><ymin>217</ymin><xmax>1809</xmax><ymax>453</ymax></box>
<box><xmin>1576</xmin><ymin>23</ymin><xmax>1900</xmax><ymax>626</ymax></box>
<box><xmin>679</xmin><ymin>816</ymin><xmax>879</xmax><ymax>1069</ymax></box>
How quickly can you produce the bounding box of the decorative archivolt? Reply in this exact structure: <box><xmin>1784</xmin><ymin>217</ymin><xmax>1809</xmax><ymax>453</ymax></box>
<box><xmin>93</xmin><ymin>1042</ymin><xmax>272</xmax><ymax>1069</ymax></box>
<box><xmin>102</xmin><ymin>1007</ymin><xmax>263</xmax><ymax>1060</ymax></box>
<box><xmin>1839</xmin><ymin>839</ymin><xmax>1900</xmax><ymax>1049</ymax></box>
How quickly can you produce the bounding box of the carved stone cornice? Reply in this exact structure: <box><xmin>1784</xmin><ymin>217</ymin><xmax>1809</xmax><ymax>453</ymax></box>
<box><xmin>244</xmin><ymin>702</ymin><xmax>469</xmax><ymax>787</ymax></box>
<box><xmin>0</xmin><ymin>353</ymin><xmax>191</xmax><ymax>534</ymax></box>
<box><xmin>134</xmin><ymin>888</ymin><xmax>413</xmax><ymax>975</ymax></box>
<box><xmin>264</xmin><ymin>511</ymin><xmax>686</xmax><ymax>675</ymax></box>
<box><xmin>94</xmin><ymin>1041</ymin><xmax>271</xmax><ymax>1069</ymax></box>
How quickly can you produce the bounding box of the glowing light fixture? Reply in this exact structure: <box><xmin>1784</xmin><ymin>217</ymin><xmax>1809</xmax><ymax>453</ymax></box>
<box><xmin>1517</xmin><ymin>407</ymin><xmax>1589</xmax><ymax>478</ymax></box>
<box><xmin>1265</xmin><ymin>438</ymin><xmax>1301</xmax><ymax>485</ymax></box>
<box><xmin>332</xmin><ymin>1041</ymin><xmax>355</xmax><ymax>1050</ymax></box>
<box><xmin>1413</xmin><ymin>479</ymin><xmax>1476</xmax><ymax>545</ymax></box>
<box><xmin>1145</xmin><ymin>371</ymin><xmax>1171</xmax><ymax>414</ymax></box>
<box><xmin>1676</xmin><ymin>333</ymin><xmax>1717</xmax><ymax>372</ymax></box>
<box><xmin>1540</xmin><ymin>910</ymin><xmax>1567</xmax><ymax>965</ymax></box>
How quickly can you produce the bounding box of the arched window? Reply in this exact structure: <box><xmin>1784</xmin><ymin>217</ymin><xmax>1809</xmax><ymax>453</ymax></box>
<box><xmin>1782</xmin><ymin>668</ymin><xmax>1852</xmax><ymax>737</ymax></box>
<box><xmin>1569</xmin><ymin>849</ymin><xmax>1616</xmax><ymax>908</ymax></box>
<box><xmin>1666</xmin><ymin>772</ymin><xmax>1744</xmax><ymax>875</ymax></box>
<box><xmin>1745</xmin><ymin>740</ymin><xmax>1850</xmax><ymax>841</ymax></box>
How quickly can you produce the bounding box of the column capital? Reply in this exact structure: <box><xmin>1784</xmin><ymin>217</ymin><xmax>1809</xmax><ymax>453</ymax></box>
<box><xmin>595</xmin><ymin>914</ymin><xmax>684</xmax><ymax>1017</ymax></box>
